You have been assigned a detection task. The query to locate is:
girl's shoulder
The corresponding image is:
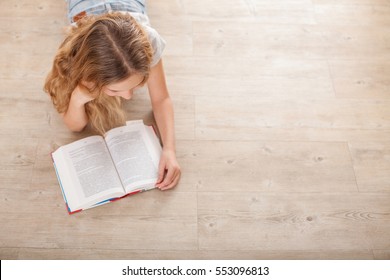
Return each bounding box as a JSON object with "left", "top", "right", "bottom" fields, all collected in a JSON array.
[{"left": 123, "top": 12, "right": 166, "bottom": 67}]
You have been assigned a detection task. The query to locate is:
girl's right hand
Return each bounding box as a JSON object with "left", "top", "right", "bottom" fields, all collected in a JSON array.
[{"left": 72, "top": 82, "right": 98, "bottom": 105}]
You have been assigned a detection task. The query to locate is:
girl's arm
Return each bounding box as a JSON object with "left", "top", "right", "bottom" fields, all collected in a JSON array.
[
  {"left": 61, "top": 84, "right": 94, "bottom": 132},
  {"left": 147, "top": 59, "right": 181, "bottom": 190}
]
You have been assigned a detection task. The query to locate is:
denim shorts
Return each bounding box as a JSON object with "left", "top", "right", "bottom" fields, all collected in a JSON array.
[{"left": 67, "top": 0, "right": 146, "bottom": 23}]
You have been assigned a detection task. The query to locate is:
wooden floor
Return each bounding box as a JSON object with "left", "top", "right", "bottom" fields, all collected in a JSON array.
[{"left": 1, "top": 0, "right": 390, "bottom": 260}]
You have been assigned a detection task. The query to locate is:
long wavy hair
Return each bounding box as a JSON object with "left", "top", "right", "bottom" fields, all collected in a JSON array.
[{"left": 44, "top": 12, "right": 153, "bottom": 135}]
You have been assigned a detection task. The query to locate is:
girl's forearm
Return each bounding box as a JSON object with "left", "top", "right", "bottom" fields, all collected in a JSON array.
[
  {"left": 152, "top": 97, "right": 176, "bottom": 152},
  {"left": 62, "top": 88, "right": 90, "bottom": 132},
  {"left": 147, "top": 60, "right": 176, "bottom": 152}
]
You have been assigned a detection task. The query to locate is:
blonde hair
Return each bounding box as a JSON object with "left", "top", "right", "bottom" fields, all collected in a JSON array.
[{"left": 44, "top": 12, "right": 153, "bottom": 135}]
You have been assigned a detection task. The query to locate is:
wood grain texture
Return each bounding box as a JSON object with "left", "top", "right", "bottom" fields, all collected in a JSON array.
[
  {"left": 329, "top": 60, "right": 390, "bottom": 100},
  {"left": 195, "top": 96, "right": 390, "bottom": 141},
  {"left": 198, "top": 192, "right": 390, "bottom": 251},
  {"left": 373, "top": 250, "right": 390, "bottom": 260},
  {"left": 178, "top": 140, "right": 357, "bottom": 192},
  {"left": 0, "top": 0, "right": 389, "bottom": 260},
  {"left": 0, "top": 248, "right": 375, "bottom": 260},
  {"left": 348, "top": 142, "right": 390, "bottom": 192}
]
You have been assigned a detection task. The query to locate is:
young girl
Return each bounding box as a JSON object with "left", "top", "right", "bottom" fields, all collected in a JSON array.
[{"left": 44, "top": 0, "right": 180, "bottom": 190}]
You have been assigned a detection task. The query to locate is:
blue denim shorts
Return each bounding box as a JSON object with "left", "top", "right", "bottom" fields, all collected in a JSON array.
[{"left": 66, "top": 0, "right": 146, "bottom": 23}]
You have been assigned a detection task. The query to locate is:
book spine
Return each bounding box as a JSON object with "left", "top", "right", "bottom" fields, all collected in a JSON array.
[
  {"left": 116, "top": 189, "right": 142, "bottom": 201},
  {"left": 67, "top": 205, "right": 82, "bottom": 215},
  {"left": 52, "top": 152, "right": 83, "bottom": 215}
]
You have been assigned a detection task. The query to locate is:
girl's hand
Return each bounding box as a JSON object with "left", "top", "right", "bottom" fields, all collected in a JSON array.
[
  {"left": 72, "top": 82, "right": 98, "bottom": 105},
  {"left": 62, "top": 82, "right": 98, "bottom": 132},
  {"left": 155, "top": 149, "right": 181, "bottom": 190}
]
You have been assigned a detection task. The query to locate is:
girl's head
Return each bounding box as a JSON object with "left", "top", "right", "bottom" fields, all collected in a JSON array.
[{"left": 44, "top": 12, "right": 153, "bottom": 134}]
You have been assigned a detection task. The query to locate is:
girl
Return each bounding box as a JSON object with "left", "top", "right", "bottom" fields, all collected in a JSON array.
[{"left": 44, "top": 0, "right": 180, "bottom": 190}]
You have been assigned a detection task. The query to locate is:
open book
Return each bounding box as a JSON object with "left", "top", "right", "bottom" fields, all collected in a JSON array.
[{"left": 52, "top": 120, "right": 162, "bottom": 214}]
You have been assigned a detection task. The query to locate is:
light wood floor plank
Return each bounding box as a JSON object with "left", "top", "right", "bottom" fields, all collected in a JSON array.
[
  {"left": 0, "top": 17, "right": 65, "bottom": 55},
  {"left": 178, "top": 140, "right": 357, "bottom": 193},
  {"left": 193, "top": 21, "right": 325, "bottom": 59},
  {"left": 193, "top": 21, "right": 390, "bottom": 60},
  {"left": 198, "top": 192, "right": 390, "bottom": 251},
  {"left": 163, "top": 56, "right": 331, "bottom": 79},
  {"left": 0, "top": 248, "right": 375, "bottom": 260},
  {"left": 0, "top": 53, "right": 54, "bottom": 79},
  {"left": 196, "top": 96, "right": 390, "bottom": 141},
  {"left": 373, "top": 250, "right": 390, "bottom": 260},
  {"left": 0, "top": 0, "right": 66, "bottom": 19},
  {"left": 0, "top": 190, "right": 198, "bottom": 250},
  {"left": 349, "top": 142, "right": 390, "bottom": 192},
  {"left": 314, "top": 3, "right": 390, "bottom": 26},
  {"left": 0, "top": 98, "right": 72, "bottom": 137},
  {"left": 313, "top": 0, "right": 390, "bottom": 5},
  {"left": 149, "top": 18, "right": 193, "bottom": 56},
  {"left": 166, "top": 76, "right": 335, "bottom": 99},
  {"left": 329, "top": 60, "right": 390, "bottom": 100}
]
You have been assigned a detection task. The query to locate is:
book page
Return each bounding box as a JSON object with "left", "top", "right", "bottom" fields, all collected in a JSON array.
[
  {"left": 105, "top": 124, "right": 161, "bottom": 192},
  {"left": 53, "top": 136, "right": 125, "bottom": 210}
]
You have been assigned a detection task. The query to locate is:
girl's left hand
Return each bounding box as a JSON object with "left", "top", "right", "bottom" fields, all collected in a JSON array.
[{"left": 155, "top": 149, "right": 181, "bottom": 190}]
